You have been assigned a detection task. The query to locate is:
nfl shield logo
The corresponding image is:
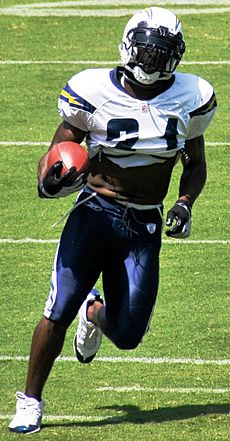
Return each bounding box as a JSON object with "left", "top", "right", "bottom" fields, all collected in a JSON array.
[
  {"left": 146, "top": 223, "right": 156, "bottom": 234},
  {"left": 141, "top": 104, "right": 149, "bottom": 113}
]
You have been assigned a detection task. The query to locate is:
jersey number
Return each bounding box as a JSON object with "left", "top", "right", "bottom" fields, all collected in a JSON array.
[
  {"left": 106, "top": 118, "right": 138, "bottom": 150},
  {"left": 106, "top": 117, "right": 178, "bottom": 150}
]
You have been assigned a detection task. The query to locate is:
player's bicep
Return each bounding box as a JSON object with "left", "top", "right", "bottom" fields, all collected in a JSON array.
[{"left": 50, "top": 121, "right": 86, "bottom": 147}]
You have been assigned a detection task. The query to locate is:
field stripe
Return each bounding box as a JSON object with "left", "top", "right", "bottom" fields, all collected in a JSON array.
[
  {"left": 0, "top": 60, "right": 229, "bottom": 66},
  {"left": 1, "top": 0, "right": 230, "bottom": 18},
  {"left": 1, "top": 355, "right": 229, "bottom": 365},
  {"left": 1, "top": 7, "right": 230, "bottom": 16},
  {"left": 0, "top": 238, "right": 59, "bottom": 244},
  {"left": 0, "top": 141, "right": 50, "bottom": 146},
  {"left": 11, "top": 1, "right": 230, "bottom": 6},
  {"left": 0, "top": 413, "right": 117, "bottom": 422},
  {"left": 0, "top": 141, "right": 229, "bottom": 147},
  {"left": 0, "top": 238, "right": 229, "bottom": 244},
  {"left": 97, "top": 386, "right": 230, "bottom": 394},
  {"left": 96, "top": 356, "right": 230, "bottom": 365},
  {"left": 0, "top": 141, "right": 229, "bottom": 148}
]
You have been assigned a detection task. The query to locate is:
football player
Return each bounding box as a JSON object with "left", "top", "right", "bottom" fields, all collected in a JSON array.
[{"left": 9, "top": 6, "right": 217, "bottom": 434}]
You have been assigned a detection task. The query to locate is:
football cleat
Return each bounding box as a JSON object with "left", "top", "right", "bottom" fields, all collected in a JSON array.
[
  {"left": 73, "top": 290, "right": 104, "bottom": 363},
  {"left": 8, "top": 391, "right": 44, "bottom": 434}
]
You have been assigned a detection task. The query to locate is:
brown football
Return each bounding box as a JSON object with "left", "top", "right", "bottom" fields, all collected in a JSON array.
[{"left": 47, "top": 141, "right": 89, "bottom": 174}]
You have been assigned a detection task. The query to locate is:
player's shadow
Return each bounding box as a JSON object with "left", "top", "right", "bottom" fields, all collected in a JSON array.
[{"left": 43, "top": 403, "right": 229, "bottom": 429}]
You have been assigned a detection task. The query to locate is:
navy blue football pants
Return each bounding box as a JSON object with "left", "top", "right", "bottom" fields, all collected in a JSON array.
[{"left": 44, "top": 187, "right": 163, "bottom": 349}]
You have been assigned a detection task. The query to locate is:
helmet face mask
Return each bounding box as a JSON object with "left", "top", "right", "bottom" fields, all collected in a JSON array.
[
  {"left": 119, "top": 7, "right": 186, "bottom": 87},
  {"left": 127, "top": 25, "right": 185, "bottom": 75}
]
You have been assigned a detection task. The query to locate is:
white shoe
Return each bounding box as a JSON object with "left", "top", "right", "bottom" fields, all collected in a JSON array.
[
  {"left": 8, "top": 392, "right": 44, "bottom": 434},
  {"left": 73, "top": 290, "right": 103, "bottom": 363}
]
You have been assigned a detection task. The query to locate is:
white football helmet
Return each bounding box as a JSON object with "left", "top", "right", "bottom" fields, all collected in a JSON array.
[{"left": 119, "top": 7, "right": 186, "bottom": 87}]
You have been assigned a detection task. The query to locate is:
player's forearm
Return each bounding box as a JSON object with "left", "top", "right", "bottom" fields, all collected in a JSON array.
[
  {"left": 37, "top": 153, "right": 49, "bottom": 183},
  {"left": 37, "top": 122, "right": 86, "bottom": 184},
  {"left": 178, "top": 160, "right": 207, "bottom": 206}
]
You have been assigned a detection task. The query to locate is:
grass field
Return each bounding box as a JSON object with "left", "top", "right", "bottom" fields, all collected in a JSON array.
[{"left": 0, "top": 1, "right": 229, "bottom": 440}]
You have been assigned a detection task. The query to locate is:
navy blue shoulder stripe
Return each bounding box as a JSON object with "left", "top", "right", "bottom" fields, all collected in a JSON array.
[
  {"left": 60, "top": 83, "right": 96, "bottom": 114},
  {"left": 189, "top": 92, "right": 217, "bottom": 118}
]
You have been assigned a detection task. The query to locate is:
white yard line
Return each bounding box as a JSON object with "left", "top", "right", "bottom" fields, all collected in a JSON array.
[
  {"left": 0, "top": 238, "right": 59, "bottom": 244},
  {"left": 12, "top": 1, "right": 230, "bottom": 6},
  {"left": 97, "top": 386, "right": 230, "bottom": 394},
  {"left": 0, "top": 60, "right": 230, "bottom": 65},
  {"left": 1, "top": 355, "right": 230, "bottom": 365},
  {"left": 1, "top": 1, "right": 230, "bottom": 17},
  {"left": 0, "top": 238, "right": 229, "bottom": 244},
  {"left": 96, "top": 356, "right": 230, "bottom": 365},
  {"left": 0, "top": 141, "right": 229, "bottom": 147},
  {"left": 0, "top": 413, "right": 117, "bottom": 422},
  {"left": 1, "top": 7, "right": 230, "bottom": 16},
  {"left": 0, "top": 141, "right": 50, "bottom": 146}
]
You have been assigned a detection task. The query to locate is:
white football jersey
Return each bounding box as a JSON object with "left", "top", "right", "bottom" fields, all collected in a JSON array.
[{"left": 58, "top": 67, "right": 217, "bottom": 168}]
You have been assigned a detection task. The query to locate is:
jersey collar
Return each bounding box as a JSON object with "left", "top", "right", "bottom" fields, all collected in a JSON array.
[{"left": 110, "top": 67, "right": 175, "bottom": 99}]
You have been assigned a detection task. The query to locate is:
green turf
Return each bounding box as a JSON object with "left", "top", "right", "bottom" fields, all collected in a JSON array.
[
  {"left": 0, "top": 2, "right": 229, "bottom": 440},
  {"left": 1, "top": 361, "right": 229, "bottom": 440}
]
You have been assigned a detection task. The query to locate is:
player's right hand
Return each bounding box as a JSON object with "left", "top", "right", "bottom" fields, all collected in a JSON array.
[{"left": 38, "top": 161, "right": 82, "bottom": 198}]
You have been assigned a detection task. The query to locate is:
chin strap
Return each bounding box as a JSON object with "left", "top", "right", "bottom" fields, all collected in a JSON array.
[{"left": 124, "top": 65, "right": 171, "bottom": 88}]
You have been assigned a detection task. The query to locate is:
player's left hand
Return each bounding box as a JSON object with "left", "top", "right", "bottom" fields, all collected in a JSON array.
[{"left": 165, "top": 200, "right": 191, "bottom": 239}]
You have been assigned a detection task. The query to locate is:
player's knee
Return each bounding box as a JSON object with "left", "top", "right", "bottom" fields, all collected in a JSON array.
[
  {"left": 115, "top": 340, "right": 140, "bottom": 350},
  {"left": 113, "top": 329, "right": 143, "bottom": 350},
  {"left": 104, "top": 308, "right": 151, "bottom": 350}
]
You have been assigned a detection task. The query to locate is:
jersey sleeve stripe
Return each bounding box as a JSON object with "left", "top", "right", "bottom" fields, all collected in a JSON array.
[
  {"left": 59, "top": 83, "right": 96, "bottom": 114},
  {"left": 189, "top": 93, "right": 217, "bottom": 118}
]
